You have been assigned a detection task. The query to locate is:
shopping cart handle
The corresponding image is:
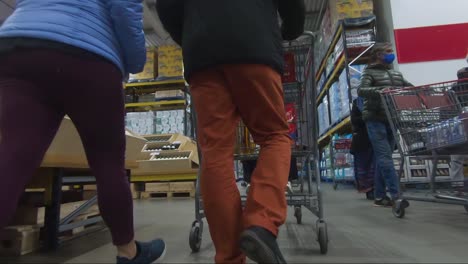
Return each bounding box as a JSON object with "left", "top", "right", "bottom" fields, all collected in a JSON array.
[{"left": 302, "top": 31, "right": 317, "bottom": 38}]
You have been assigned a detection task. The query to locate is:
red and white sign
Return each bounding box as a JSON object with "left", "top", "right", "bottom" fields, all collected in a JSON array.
[{"left": 388, "top": 0, "right": 468, "bottom": 85}]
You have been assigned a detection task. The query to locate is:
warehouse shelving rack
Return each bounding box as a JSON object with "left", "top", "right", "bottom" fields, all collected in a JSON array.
[
  {"left": 124, "top": 78, "right": 193, "bottom": 137},
  {"left": 315, "top": 16, "right": 377, "bottom": 147}
]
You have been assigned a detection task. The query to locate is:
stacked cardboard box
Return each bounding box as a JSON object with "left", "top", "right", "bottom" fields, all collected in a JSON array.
[
  {"left": 158, "top": 45, "right": 184, "bottom": 79},
  {"left": 130, "top": 49, "right": 158, "bottom": 81},
  {"left": 330, "top": 0, "right": 374, "bottom": 22}
]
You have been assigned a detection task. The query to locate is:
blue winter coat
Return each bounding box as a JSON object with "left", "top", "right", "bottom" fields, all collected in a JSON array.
[{"left": 0, "top": 0, "right": 146, "bottom": 75}]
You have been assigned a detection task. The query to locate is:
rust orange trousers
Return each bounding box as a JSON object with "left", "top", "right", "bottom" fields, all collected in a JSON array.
[{"left": 190, "top": 64, "right": 292, "bottom": 263}]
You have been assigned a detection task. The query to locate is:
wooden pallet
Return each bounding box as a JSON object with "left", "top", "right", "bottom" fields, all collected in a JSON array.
[
  {"left": 138, "top": 181, "right": 195, "bottom": 199},
  {"left": 82, "top": 184, "right": 139, "bottom": 200},
  {"left": 0, "top": 225, "right": 40, "bottom": 256},
  {"left": 60, "top": 209, "right": 103, "bottom": 238}
]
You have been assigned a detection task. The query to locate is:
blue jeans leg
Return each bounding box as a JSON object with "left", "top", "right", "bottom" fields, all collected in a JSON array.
[{"left": 366, "top": 121, "right": 400, "bottom": 200}]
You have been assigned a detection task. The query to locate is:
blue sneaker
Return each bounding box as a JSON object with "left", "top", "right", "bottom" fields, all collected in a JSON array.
[{"left": 116, "top": 240, "right": 166, "bottom": 264}]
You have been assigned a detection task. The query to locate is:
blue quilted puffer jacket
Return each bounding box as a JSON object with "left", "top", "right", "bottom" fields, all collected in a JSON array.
[{"left": 0, "top": 0, "right": 146, "bottom": 75}]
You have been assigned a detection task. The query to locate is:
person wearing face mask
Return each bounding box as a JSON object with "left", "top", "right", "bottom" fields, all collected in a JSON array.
[{"left": 358, "top": 42, "right": 413, "bottom": 207}]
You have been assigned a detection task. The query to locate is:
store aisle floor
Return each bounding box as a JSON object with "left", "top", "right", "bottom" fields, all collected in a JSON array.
[{"left": 4, "top": 184, "right": 468, "bottom": 263}]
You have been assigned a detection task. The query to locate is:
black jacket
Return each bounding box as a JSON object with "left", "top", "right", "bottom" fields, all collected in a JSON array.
[
  {"left": 156, "top": 0, "right": 305, "bottom": 80},
  {"left": 358, "top": 64, "right": 412, "bottom": 122},
  {"left": 350, "top": 99, "right": 371, "bottom": 154}
]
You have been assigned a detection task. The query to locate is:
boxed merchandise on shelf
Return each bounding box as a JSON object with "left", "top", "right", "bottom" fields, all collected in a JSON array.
[
  {"left": 138, "top": 94, "right": 156, "bottom": 103},
  {"left": 346, "top": 28, "right": 376, "bottom": 47},
  {"left": 334, "top": 36, "right": 345, "bottom": 60},
  {"left": 158, "top": 45, "right": 184, "bottom": 79},
  {"left": 126, "top": 111, "right": 156, "bottom": 135},
  {"left": 314, "top": 8, "right": 334, "bottom": 73},
  {"left": 130, "top": 49, "right": 158, "bottom": 81},
  {"left": 154, "top": 90, "right": 185, "bottom": 101},
  {"left": 330, "top": 0, "right": 374, "bottom": 21},
  {"left": 338, "top": 70, "right": 350, "bottom": 118},
  {"left": 317, "top": 72, "right": 326, "bottom": 94},
  {"left": 318, "top": 96, "right": 330, "bottom": 136},
  {"left": 155, "top": 110, "right": 185, "bottom": 135},
  {"left": 330, "top": 74, "right": 351, "bottom": 125},
  {"left": 349, "top": 64, "right": 367, "bottom": 99},
  {"left": 329, "top": 82, "right": 343, "bottom": 125}
]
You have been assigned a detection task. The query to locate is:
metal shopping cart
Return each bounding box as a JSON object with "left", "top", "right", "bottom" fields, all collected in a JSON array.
[
  {"left": 330, "top": 137, "right": 354, "bottom": 190},
  {"left": 188, "top": 32, "right": 329, "bottom": 255},
  {"left": 381, "top": 79, "right": 468, "bottom": 218}
]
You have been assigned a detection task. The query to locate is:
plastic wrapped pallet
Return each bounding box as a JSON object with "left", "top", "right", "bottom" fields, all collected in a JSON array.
[
  {"left": 329, "top": 82, "right": 342, "bottom": 125},
  {"left": 156, "top": 110, "right": 185, "bottom": 135},
  {"left": 125, "top": 111, "right": 156, "bottom": 135}
]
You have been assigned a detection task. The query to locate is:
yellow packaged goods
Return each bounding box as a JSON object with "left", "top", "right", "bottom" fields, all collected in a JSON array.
[
  {"left": 130, "top": 49, "right": 158, "bottom": 81},
  {"left": 330, "top": 0, "right": 374, "bottom": 20},
  {"left": 158, "top": 45, "right": 184, "bottom": 78}
]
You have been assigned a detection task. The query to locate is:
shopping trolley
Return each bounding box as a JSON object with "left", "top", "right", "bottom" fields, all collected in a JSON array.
[
  {"left": 188, "top": 32, "right": 329, "bottom": 255},
  {"left": 330, "top": 137, "right": 354, "bottom": 190},
  {"left": 381, "top": 79, "right": 468, "bottom": 218}
]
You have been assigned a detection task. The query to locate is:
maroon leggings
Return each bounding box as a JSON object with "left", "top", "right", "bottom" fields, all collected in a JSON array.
[{"left": 0, "top": 49, "right": 134, "bottom": 245}]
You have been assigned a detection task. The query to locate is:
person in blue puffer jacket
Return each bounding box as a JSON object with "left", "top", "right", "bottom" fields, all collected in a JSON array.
[{"left": 0, "top": 1, "right": 166, "bottom": 263}]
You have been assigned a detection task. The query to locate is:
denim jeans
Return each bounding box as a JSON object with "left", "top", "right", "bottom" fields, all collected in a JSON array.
[{"left": 366, "top": 121, "right": 400, "bottom": 200}]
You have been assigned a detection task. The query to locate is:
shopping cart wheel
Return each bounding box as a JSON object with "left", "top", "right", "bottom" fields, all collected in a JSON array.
[
  {"left": 189, "top": 221, "right": 202, "bottom": 252},
  {"left": 392, "top": 199, "right": 409, "bottom": 219},
  {"left": 294, "top": 206, "right": 302, "bottom": 224},
  {"left": 392, "top": 207, "right": 405, "bottom": 218},
  {"left": 316, "top": 221, "right": 328, "bottom": 255}
]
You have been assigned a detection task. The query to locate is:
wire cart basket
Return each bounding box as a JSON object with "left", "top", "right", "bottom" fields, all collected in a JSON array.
[
  {"left": 188, "top": 32, "right": 329, "bottom": 255},
  {"left": 381, "top": 79, "right": 468, "bottom": 218},
  {"left": 330, "top": 138, "right": 354, "bottom": 190}
]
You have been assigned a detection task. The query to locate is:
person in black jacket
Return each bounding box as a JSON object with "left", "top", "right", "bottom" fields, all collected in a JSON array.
[
  {"left": 157, "top": 1, "right": 305, "bottom": 263},
  {"left": 350, "top": 98, "right": 375, "bottom": 200}
]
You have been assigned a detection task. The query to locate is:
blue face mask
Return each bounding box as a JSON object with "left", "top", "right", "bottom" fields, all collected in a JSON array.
[{"left": 384, "top": 53, "right": 396, "bottom": 64}]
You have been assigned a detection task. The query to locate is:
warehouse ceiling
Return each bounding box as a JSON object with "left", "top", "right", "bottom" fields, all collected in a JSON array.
[
  {"left": 0, "top": 0, "right": 326, "bottom": 45},
  {"left": 0, "top": 0, "right": 15, "bottom": 25}
]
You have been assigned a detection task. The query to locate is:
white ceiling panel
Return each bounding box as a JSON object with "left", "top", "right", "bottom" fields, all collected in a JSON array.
[{"left": 0, "top": 0, "right": 15, "bottom": 24}]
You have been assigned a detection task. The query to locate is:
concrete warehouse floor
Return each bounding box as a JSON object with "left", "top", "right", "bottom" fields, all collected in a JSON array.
[{"left": 3, "top": 184, "right": 468, "bottom": 263}]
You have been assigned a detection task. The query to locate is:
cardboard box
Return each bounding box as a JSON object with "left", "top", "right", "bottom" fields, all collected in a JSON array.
[
  {"left": 0, "top": 226, "right": 40, "bottom": 256},
  {"left": 330, "top": 0, "right": 374, "bottom": 22},
  {"left": 158, "top": 45, "right": 184, "bottom": 78},
  {"left": 130, "top": 49, "right": 158, "bottom": 81},
  {"left": 43, "top": 117, "right": 147, "bottom": 169}
]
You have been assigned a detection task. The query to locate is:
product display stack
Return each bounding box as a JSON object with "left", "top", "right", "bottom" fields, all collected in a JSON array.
[
  {"left": 125, "top": 44, "right": 188, "bottom": 138},
  {"left": 313, "top": 0, "right": 377, "bottom": 191},
  {"left": 122, "top": 45, "right": 199, "bottom": 196},
  {"left": 330, "top": 134, "right": 354, "bottom": 189}
]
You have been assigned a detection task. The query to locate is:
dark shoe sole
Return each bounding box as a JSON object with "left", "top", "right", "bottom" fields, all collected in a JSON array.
[{"left": 240, "top": 230, "right": 281, "bottom": 264}]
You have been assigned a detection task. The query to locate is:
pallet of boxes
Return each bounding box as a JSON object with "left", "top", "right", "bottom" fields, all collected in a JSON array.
[
  {"left": 132, "top": 134, "right": 199, "bottom": 200},
  {"left": 0, "top": 117, "right": 146, "bottom": 256},
  {"left": 129, "top": 44, "right": 184, "bottom": 82}
]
